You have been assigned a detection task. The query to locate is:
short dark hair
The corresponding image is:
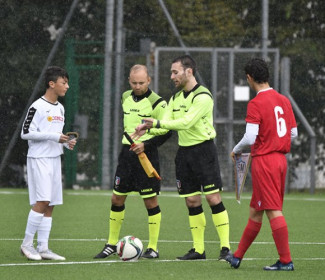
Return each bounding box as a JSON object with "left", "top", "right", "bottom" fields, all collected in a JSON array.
[
  {"left": 244, "top": 58, "right": 269, "bottom": 83},
  {"left": 172, "top": 55, "right": 197, "bottom": 75},
  {"left": 44, "top": 66, "right": 69, "bottom": 88}
]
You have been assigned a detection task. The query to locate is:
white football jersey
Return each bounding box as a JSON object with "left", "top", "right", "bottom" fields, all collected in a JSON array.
[{"left": 21, "top": 97, "right": 65, "bottom": 158}]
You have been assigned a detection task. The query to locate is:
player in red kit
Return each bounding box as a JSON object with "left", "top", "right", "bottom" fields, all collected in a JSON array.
[{"left": 229, "top": 58, "right": 297, "bottom": 271}]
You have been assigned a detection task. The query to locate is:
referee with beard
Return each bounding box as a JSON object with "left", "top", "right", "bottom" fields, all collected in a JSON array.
[{"left": 132, "top": 55, "right": 232, "bottom": 261}]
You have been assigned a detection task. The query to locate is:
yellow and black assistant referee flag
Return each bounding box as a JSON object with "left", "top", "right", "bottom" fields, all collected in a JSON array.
[{"left": 123, "top": 132, "right": 161, "bottom": 180}]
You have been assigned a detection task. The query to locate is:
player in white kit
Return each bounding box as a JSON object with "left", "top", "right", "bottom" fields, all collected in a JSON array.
[{"left": 20, "top": 66, "right": 77, "bottom": 260}]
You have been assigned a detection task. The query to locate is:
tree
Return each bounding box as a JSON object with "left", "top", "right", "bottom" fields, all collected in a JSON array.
[
  {"left": 0, "top": 0, "right": 107, "bottom": 186},
  {"left": 261, "top": 1, "right": 324, "bottom": 176},
  {"left": 1, "top": 0, "right": 324, "bottom": 187}
]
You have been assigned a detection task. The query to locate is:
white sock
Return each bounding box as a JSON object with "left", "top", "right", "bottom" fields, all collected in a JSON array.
[
  {"left": 22, "top": 210, "right": 44, "bottom": 246},
  {"left": 37, "top": 217, "right": 52, "bottom": 252}
]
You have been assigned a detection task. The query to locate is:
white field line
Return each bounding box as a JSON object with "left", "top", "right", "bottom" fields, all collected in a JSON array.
[
  {"left": 1, "top": 237, "right": 324, "bottom": 267},
  {"left": 0, "top": 257, "right": 325, "bottom": 267},
  {"left": 1, "top": 238, "right": 325, "bottom": 245},
  {"left": 1, "top": 190, "right": 325, "bottom": 202}
]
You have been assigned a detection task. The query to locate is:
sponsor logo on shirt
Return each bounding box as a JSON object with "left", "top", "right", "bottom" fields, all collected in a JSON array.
[{"left": 47, "top": 116, "right": 64, "bottom": 122}]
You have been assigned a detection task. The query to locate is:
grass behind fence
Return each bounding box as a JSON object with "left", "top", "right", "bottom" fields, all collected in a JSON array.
[{"left": 0, "top": 188, "right": 324, "bottom": 280}]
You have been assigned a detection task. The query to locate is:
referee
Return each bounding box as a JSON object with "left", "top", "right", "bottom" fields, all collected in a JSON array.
[
  {"left": 133, "top": 55, "right": 232, "bottom": 261},
  {"left": 94, "top": 64, "right": 171, "bottom": 259}
]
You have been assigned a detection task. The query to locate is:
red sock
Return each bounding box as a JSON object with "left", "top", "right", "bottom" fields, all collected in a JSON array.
[
  {"left": 270, "top": 216, "right": 292, "bottom": 264},
  {"left": 234, "top": 219, "right": 262, "bottom": 259}
]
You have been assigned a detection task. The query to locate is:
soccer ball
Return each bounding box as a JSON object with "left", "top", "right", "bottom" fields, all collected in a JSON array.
[{"left": 117, "top": 235, "right": 143, "bottom": 261}]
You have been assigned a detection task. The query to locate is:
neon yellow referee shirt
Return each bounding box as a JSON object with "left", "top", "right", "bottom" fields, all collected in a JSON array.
[
  {"left": 153, "top": 84, "right": 216, "bottom": 147},
  {"left": 122, "top": 89, "right": 169, "bottom": 145}
]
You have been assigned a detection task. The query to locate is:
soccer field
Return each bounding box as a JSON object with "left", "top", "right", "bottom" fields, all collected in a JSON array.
[{"left": 0, "top": 188, "right": 324, "bottom": 280}]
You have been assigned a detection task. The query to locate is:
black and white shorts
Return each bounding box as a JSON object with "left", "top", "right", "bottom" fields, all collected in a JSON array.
[
  {"left": 113, "top": 145, "right": 160, "bottom": 198},
  {"left": 175, "top": 140, "right": 223, "bottom": 197}
]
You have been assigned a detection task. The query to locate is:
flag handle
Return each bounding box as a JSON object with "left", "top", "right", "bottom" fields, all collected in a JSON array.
[{"left": 123, "top": 132, "right": 135, "bottom": 147}]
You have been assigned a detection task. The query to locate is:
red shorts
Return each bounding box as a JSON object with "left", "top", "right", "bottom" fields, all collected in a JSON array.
[{"left": 250, "top": 153, "right": 287, "bottom": 211}]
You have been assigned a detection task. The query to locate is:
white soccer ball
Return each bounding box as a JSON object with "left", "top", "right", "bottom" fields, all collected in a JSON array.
[{"left": 117, "top": 235, "right": 143, "bottom": 261}]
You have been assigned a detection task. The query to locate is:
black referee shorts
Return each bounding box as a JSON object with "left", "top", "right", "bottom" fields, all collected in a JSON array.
[
  {"left": 175, "top": 140, "right": 223, "bottom": 197},
  {"left": 113, "top": 145, "right": 160, "bottom": 198}
]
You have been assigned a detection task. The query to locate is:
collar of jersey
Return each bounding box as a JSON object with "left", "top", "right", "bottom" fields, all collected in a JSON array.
[
  {"left": 41, "top": 96, "right": 58, "bottom": 105},
  {"left": 257, "top": 87, "right": 273, "bottom": 95},
  {"left": 183, "top": 84, "right": 200, "bottom": 98},
  {"left": 132, "top": 89, "right": 152, "bottom": 102}
]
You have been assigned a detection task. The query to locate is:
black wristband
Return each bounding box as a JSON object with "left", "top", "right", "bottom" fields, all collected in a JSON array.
[{"left": 156, "top": 120, "right": 161, "bottom": 128}]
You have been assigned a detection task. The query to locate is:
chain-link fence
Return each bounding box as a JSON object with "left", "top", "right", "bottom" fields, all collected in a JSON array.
[
  {"left": 153, "top": 47, "right": 280, "bottom": 191},
  {"left": 64, "top": 42, "right": 318, "bottom": 192}
]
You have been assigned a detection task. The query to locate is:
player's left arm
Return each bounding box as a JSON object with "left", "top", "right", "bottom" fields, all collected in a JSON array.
[{"left": 232, "top": 100, "right": 260, "bottom": 156}]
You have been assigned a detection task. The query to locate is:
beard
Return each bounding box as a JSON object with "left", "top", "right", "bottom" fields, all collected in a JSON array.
[{"left": 174, "top": 76, "right": 187, "bottom": 90}]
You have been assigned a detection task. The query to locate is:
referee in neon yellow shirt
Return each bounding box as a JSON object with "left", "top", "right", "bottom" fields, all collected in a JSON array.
[
  {"left": 133, "top": 55, "right": 232, "bottom": 261},
  {"left": 94, "top": 65, "right": 171, "bottom": 259}
]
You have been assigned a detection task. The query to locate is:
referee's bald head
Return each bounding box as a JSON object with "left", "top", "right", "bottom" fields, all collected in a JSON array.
[{"left": 129, "top": 64, "right": 149, "bottom": 77}]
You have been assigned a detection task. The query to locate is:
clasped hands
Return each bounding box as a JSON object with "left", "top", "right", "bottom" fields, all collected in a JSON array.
[{"left": 59, "top": 133, "right": 77, "bottom": 150}]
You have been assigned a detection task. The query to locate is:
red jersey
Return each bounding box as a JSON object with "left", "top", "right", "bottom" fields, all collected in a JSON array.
[{"left": 246, "top": 88, "right": 297, "bottom": 157}]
